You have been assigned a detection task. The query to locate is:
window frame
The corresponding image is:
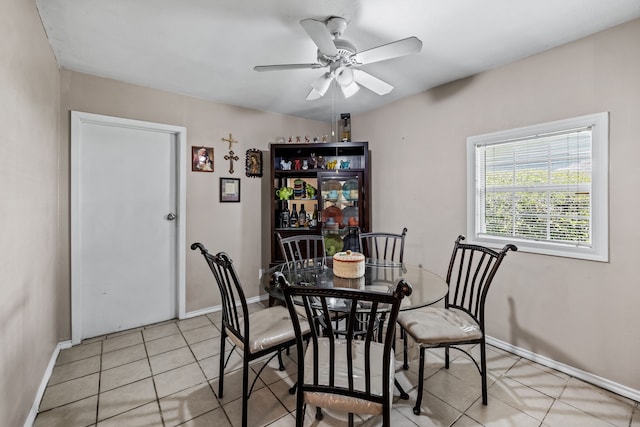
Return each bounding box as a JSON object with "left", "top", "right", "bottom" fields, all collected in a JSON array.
[{"left": 466, "top": 112, "right": 609, "bottom": 262}]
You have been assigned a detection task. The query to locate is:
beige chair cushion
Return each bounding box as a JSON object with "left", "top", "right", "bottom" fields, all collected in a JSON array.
[
  {"left": 228, "top": 305, "right": 309, "bottom": 354},
  {"left": 397, "top": 307, "right": 482, "bottom": 344},
  {"left": 303, "top": 338, "right": 394, "bottom": 415}
]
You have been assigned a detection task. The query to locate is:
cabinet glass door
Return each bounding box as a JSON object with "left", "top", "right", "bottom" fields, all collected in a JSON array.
[{"left": 317, "top": 171, "right": 364, "bottom": 255}]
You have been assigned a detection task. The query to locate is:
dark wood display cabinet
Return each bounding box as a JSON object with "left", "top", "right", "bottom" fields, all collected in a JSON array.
[{"left": 269, "top": 141, "right": 371, "bottom": 264}]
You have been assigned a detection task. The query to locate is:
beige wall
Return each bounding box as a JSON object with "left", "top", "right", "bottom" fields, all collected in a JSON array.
[
  {"left": 355, "top": 19, "right": 640, "bottom": 391},
  {"left": 58, "top": 70, "right": 330, "bottom": 338},
  {"left": 0, "top": 0, "right": 61, "bottom": 425}
]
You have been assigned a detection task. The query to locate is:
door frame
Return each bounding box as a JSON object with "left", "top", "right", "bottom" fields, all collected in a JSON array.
[{"left": 70, "top": 111, "right": 187, "bottom": 344}]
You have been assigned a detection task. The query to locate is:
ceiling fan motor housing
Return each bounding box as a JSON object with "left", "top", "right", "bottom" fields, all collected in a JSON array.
[{"left": 318, "top": 39, "right": 357, "bottom": 66}]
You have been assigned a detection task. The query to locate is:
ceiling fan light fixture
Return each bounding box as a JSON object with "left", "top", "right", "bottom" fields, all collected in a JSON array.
[
  {"left": 340, "top": 81, "right": 359, "bottom": 98},
  {"left": 335, "top": 66, "right": 354, "bottom": 87},
  {"left": 310, "top": 72, "right": 332, "bottom": 96}
]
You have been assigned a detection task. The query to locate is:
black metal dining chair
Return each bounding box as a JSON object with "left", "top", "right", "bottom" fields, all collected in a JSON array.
[
  {"left": 276, "top": 232, "right": 327, "bottom": 266},
  {"left": 276, "top": 273, "right": 412, "bottom": 427},
  {"left": 191, "top": 243, "right": 310, "bottom": 427},
  {"left": 356, "top": 227, "right": 408, "bottom": 346},
  {"left": 359, "top": 227, "right": 407, "bottom": 263},
  {"left": 396, "top": 235, "right": 517, "bottom": 414}
]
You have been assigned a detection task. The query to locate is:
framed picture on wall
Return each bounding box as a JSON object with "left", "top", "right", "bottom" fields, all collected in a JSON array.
[
  {"left": 192, "top": 146, "right": 214, "bottom": 172},
  {"left": 220, "top": 177, "right": 240, "bottom": 202},
  {"left": 245, "top": 149, "right": 263, "bottom": 178}
]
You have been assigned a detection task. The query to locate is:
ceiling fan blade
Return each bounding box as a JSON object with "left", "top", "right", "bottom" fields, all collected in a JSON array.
[
  {"left": 300, "top": 18, "right": 338, "bottom": 57},
  {"left": 306, "top": 88, "right": 324, "bottom": 101},
  {"left": 254, "top": 63, "right": 323, "bottom": 72},
  {"left": 353, "top": 69, "right": 393, "bottom": 95},
  {"left": 356, "top": 36, "right": 422, "bottom": 65}
]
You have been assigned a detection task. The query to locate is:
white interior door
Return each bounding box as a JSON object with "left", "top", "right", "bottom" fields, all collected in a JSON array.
[{"left": 71, "top": 112, "right": 186, "bottom": 342}]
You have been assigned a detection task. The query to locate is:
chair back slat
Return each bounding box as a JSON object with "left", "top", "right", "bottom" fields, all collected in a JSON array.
[
  {"left": 359, "top": 228, "right": 407, "bottom": 263},
  {"left": 446, "top": 235, "right": 517, "bottom": 323}
]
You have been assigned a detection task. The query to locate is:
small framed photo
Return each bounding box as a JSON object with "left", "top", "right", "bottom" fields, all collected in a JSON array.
[
  {"left": 220, "top": 177, "right": 240, "bottom": 202},
  {"left": 245, "top": 149, "right": 263, "bottom": 178},
  {"left": 192, "top": 146, "right": 214, "bottom": 172}
]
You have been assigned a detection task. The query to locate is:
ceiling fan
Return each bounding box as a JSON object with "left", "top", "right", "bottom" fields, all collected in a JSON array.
[{"left": 254, "top": 16, "right": 422, "bottom": 100}]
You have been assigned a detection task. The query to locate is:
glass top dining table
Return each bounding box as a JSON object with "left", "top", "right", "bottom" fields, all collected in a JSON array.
[{"left": 262, "top": 258, "right": 448, "bottom": 311}]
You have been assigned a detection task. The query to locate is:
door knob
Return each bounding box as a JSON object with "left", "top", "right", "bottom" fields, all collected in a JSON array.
[{"left": 167, "top": 213, "right": 176, "bottom": 221}]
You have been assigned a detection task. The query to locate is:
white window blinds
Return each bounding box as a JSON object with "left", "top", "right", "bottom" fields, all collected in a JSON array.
[
  {"left": 477, "top": 128, "right": 592, "bottom": 245},
  {"left": 467, "top": 112, "right": 608, "bottom": 261}
]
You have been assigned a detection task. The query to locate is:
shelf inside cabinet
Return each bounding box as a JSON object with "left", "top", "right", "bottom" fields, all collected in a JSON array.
[
  {"left": 273, "top": 170, "right": 317, "bottom": 177},
  {"left": 272, "top": 142, "right": 367, "bottom": 172},
  {"left": 275, "top": 227, "right": 320, "bottom": 232}
]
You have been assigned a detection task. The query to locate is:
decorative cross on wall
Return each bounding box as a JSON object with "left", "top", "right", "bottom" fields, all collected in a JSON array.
[
  {"left": 221, "top": 133, "right": 238, "bottom": 151},
  {"left": 221, "top": 133, "right": 239, "bottom": 174}
]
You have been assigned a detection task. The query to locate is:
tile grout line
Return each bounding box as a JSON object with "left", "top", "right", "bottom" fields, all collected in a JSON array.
[
  {"left": 35, "top": 349, "right": 104, "bottom": 419},
  {"left": 93, "top": 331, "right": 162, "bottom": 426},
  {"left": 207, "top": 318, "right": 242, "bottom": 426},
  {"left": 176, "top": 316, "right": 229, "bottom": 426},
  {"left": 94, "top": 339, "right": 103, "bottom": 426},
  {"left": 92, "top": 327, "right": 169, "bottom": 425},
  {"left": 143, "top": 322, "right": 168, "bottom": 427},
  {"left": 200, "top": 314, "right": 248, "bottom": 426}
]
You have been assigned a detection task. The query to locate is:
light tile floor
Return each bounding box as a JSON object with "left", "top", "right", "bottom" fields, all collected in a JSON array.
[{"left": 34, "top": 303, "right": 640, "bottom": 426}]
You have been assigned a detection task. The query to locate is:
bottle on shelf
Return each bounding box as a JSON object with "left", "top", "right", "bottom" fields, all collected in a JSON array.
[
  {"left": 310, "top": 204, "right": 318, "bottom": 228},
  {"left": 341, "top": 113, "right": 351, "bottom": 142},
  {"left": 299, "top": 204, "right": 306, "bottom": 228},
  {"left": 281, "top": 204, "right": 290, "bottom": 228},
  {"left": 290, "top": 204, "right": 298, "bottom": 228}
]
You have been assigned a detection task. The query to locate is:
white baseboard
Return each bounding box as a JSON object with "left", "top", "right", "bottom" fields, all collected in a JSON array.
[
  {"left": 24, "top": 340, "right": 73, "bottom": 427},
  {"left": 487, "top": 335, "right": 640, "bottom": 402},
  {"left": 183, "top": 294, "right": 269, "bottom": 319}
]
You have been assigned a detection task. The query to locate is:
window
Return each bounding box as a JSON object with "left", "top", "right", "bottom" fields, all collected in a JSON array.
[{"left": 467, "top": 113, "right": 608, "bottom": 261}]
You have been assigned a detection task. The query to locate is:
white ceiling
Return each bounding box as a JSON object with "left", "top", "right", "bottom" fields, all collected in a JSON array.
[{"left": 36, "top": 0, "right": 640, "bottom": 123}]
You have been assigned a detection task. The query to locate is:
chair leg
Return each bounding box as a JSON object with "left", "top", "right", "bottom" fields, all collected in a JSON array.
[
  {"left": 277, "top": 349, "right": 285, "bottom": 371},
  {"left": 480, "top": 340, "right": 488, "bottom": 405},
  {"left": 402, "top": 327, "right": 409, "bottom": 370},
  {"left": 242, "top": 358, "right": 249, "bottom": 427},
  {"left": 413, "top": 346, "right": 426, "bottom": 415},
  {"left": 444, "top": 345, "right": 450, "bottom": 369},
  {"left": 383, "top": 403, "right": 391, "bottom": 427},
  {"left": 394, "top": 379, "right": 409, "bottom": 400},
  {"left": 218, "top": 331, "right": 226, "bottom": 398},
  {"left": 288, "top": 382, "right": 297, "bottom": 395},
  {"left": 315, "top": 407, "right": 323, "bottom": 420},
  {"left": 296, "top": 405, "right": 304, "bottom": 427},
  {"left": 348, "top": 413, "right": 354, "bottom": 427},
  {"left": 296, "top": 398, "right": 306, "bottom": 427}
]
